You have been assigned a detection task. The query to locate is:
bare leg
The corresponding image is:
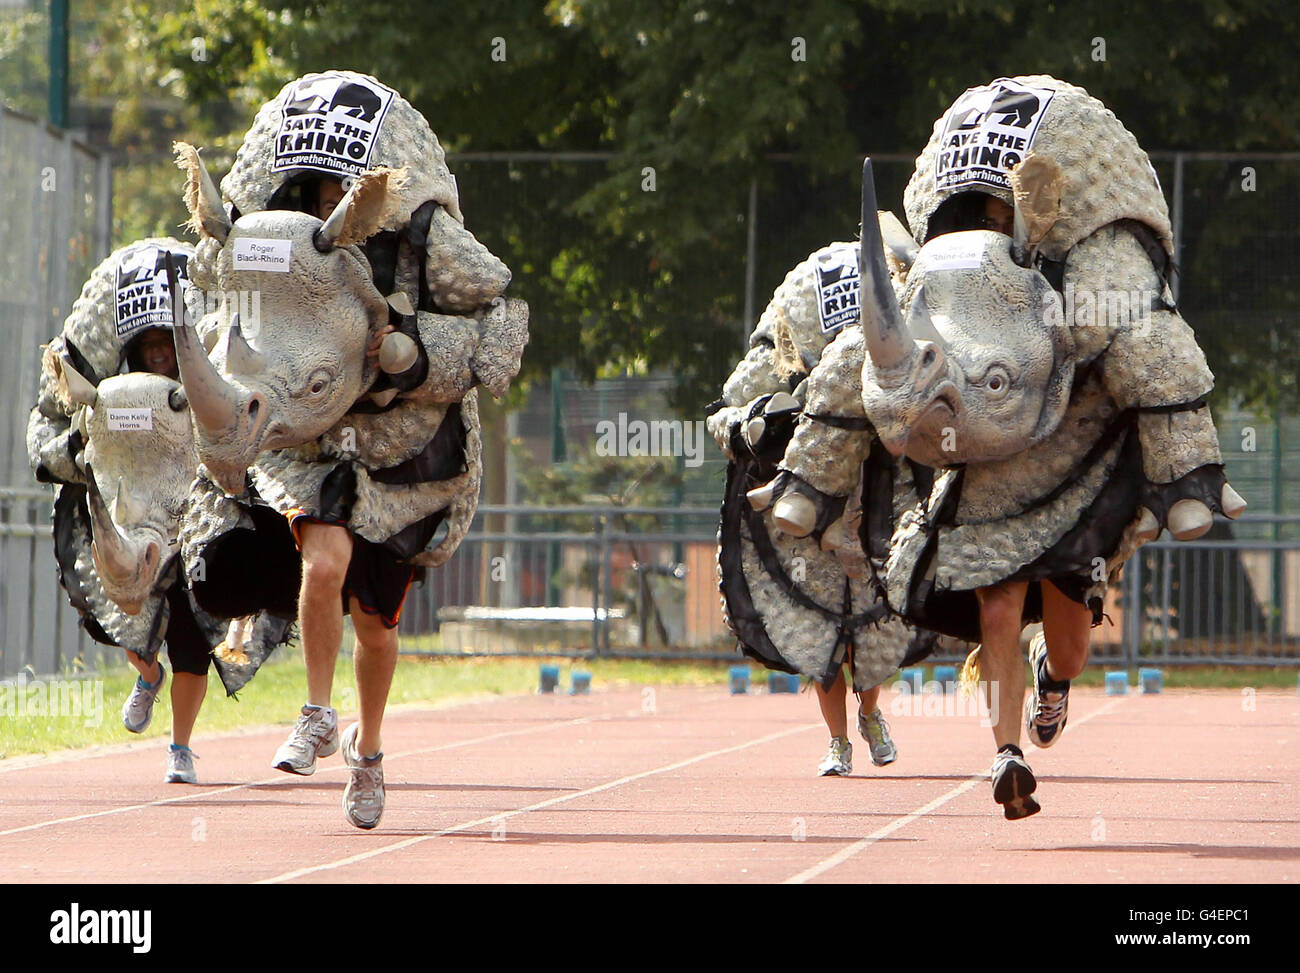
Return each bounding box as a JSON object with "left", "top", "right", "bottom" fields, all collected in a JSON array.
[
  {"left": 351, "top": 597, "right": 398, "bottom": 758},
  {"left": 297, "top": 522, "right": 352, "bottom": 707},
  {"left": 1041, "top": 581, "right": 1093, "bottom": 680},
  {"left": 975, "top": 581, "right": 1030, "bottom": 748},
  {"left": 124, "top": 649, "right": 161, "bottom": 684},
  {"left": 170, "top": 672, "right": 208, "bottom": 748},
  {"left": 857, "top": 683, "right": 881, "bottom": 717},
  {"left": 814, "top": 668, "right": 849, "bottom": 739}
]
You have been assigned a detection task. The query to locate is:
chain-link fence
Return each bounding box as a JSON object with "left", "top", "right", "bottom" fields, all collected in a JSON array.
[{"left": 0, "top": 108, "right": 111, "bottom": 678}]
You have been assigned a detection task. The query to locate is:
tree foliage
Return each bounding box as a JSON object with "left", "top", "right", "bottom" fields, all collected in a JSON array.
[{"left": 7, "top": 0, "right": 1295, "bottom": 411}]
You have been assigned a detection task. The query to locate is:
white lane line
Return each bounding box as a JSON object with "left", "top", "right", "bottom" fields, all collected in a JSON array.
[
  {"left": 0, "top": 716, "right": 598, "bottom": 839},
  {"left": 784, "top": 695, "right": 1128, "bottom": 884},
  {"left": 259, "top": 722, "right": 818, "bottom": 883}
]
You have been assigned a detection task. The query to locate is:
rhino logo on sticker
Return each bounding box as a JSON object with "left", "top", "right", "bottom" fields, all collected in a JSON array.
[
  {"left": 115, "top": 246, "right": 189, "bottom": 338},
  {"left": 816, "top": 244, "right": 860, "bottom": 335},
  {"left": 935, "top": 79, "right": 1055, "bottom": 193},
  {"left": 273, "top": 74, "right": 396, "bottom": 177}
]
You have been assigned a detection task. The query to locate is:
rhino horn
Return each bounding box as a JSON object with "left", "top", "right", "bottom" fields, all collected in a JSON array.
[
  {"left": 113, "top": 477, "right": 149, "bottom": 526},
  {"left": 86, "top": 466, "right": 144, "bottom": 586},
  {"left": 59, "top": 353, "right": 99, "bottom": 408},
  {"left": 858, "top": 159, "right": 914, "bottom": 373},
  {"left": 226, "top": 314, "right": 265, "bottom": 375},
  {"left": 174, "top": 141, "right": 231, "bottom": 243},
  {"left": 167, "top": 253, "right": 242, "bottom": 434}
]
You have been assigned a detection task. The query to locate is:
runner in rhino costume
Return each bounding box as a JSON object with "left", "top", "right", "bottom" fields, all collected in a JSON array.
[
  {"left": 749, "top": 77, "right": 1247, "bottom": 818},
  {"left": 26, "top": 239, "right": 297, "bottom": 783},
  {"left": 709, "top": 232, "right": 945, "bottom": 776},
  {"left": 172, "top": 71, "right": 528, "bottom": 828}
]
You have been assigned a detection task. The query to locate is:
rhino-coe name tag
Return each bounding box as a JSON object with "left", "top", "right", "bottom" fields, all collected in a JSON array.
[
  {"left": 106, "top": 408, "right": 153, "bottom": 431},
  {"left": 232, "top": 237, "right": 292, "bottom": 273},
  {"left": 922, "top": 234, "right": 988, "bottom": 273}
]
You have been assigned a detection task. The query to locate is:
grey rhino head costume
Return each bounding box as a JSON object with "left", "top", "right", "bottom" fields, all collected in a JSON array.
[
  {"left": 173, "top": 71, "right": 527, "bottom": 571},
  {"left": 57, "top": 366, "right": 195, "bottom": 616},
  {"left": 754, "top": 76, "right": 1245, "bottom": 642}
]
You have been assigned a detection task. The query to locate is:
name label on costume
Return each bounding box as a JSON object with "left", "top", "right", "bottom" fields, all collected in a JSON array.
[
  {"left": 232, "top": 237, "right": 292, "bottom": 273},
  {"left": 935, "top": 78, "right": 1055, "bottom": 192},
  {"left": 921, "top": 234, "right": 988, "bottom": 272},
  {"left": 106, "top": 408, "right": 153, "bottom": 431},
  {"left": 815, "top": 244, "right": 861, "bottom": 335}
]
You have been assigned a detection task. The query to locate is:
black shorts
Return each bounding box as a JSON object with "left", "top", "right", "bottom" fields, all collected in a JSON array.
[{"left": 164, "top": 582, "right": 212, "bottom": 676}]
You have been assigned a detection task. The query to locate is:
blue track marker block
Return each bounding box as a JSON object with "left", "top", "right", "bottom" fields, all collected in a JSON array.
[
  {"left": 1139, "top": 667, "right": 1163, "bottom": 694},
  {"left": 729, "top": 665, "right": 751, "bottom": 695},
  {"left": 768, "top": 672, "right": 799, "bottom": 694},
  {"left": 539, "top": 664, "right": 560, "bottom": 694},
  {"left": 570, "top": 671, "right": 591, "bottom": 695},
  {"left": 1105, "top": 671, "right": 1129, "bottom": 696},
  {"left": 932, "top": 665, "right": 958, "bottom": 692},
  {"left": 898, "top": 667, "right": 924, "bottom": 694}
]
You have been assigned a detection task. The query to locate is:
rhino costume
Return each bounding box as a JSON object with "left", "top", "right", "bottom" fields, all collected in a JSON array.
[
  {"left": 753, "top": 76, "right": 1246, "bottom": 644},
  {"left": 173, "top": 71, "right": 527, "bottom": 620},
  {"left": 708, "top": 239, "right": 940, "bottom": 691},
  {"left": 26, "top": 240, "right": 295, "bottom": 695}
]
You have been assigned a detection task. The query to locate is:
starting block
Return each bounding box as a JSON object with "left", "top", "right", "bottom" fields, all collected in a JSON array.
[
  {"left": 570, "top": 670, "right": 591, "bottom": 695},
  {"left": 1139, "top": 667, "right": 1163, "bottom": 694},
  {"left": 538, "top": 664, "right": 560, "bottom": 694},
  {"left": 729, "top": 665, "right": 751, "bottom": 695},
  {"left": 898, "top": 667, "right": 924, "bottom": 694},
  {"left": 932, "top": 665, "right": 957, "bottom": 692},
  {"left": 768, "top": 672, "right": 800, "bottom": 694},
  {"left": 1105, "top": 671, "right": 1129, "bottom": 695}
]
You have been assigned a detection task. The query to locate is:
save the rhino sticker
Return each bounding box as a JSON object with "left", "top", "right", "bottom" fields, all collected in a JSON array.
[
  {"left": 114, "top": 245, "right": 189, "bottom": 339},
  {"left": 106, "top": 408, "right": 153, "bottom": 431},
  {"left": 935, "top": 79, "right": 1056, "bottom": 193},
  {"left": 273, "top": 74, "right": 396, "bottom": 177},
  {"left": 816, "top": 244, "right": 860, "bottom": 334},
  {"left": 232, "top": 237, "right": 292, "bottom": 273}
]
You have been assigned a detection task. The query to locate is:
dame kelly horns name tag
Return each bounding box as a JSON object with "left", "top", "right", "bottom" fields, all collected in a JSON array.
[
  {"left": 232, "top": 237, "right": 292, "bottom": 273},
  {"left": 106, "top": 408, "right": 153, "bottom": 431}
]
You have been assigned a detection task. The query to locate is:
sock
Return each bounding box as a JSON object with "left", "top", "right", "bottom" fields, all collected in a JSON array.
[
  {"left": 998, "top": 743, "right": 1024, "bottom": 757},
  {"left": 169, "top": 743, "right": 190, "bottom": 753}
]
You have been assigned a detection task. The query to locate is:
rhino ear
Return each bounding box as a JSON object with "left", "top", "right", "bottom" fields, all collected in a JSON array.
[
  {"left": 1010, "top": 152, "right": 1063, "bottom": 263},
  {"left": 57, "top": 353, "right": 99, "bottom": 409},
  {"left": 175, "top": 141, "right": 231, "bottom": 243},
  {"left": 313, "top": 167, "right": 405, "bottom": 251}
]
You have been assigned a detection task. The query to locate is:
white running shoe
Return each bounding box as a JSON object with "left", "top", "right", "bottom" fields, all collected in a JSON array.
[
  {"left": 858, "top": 707, "right": 899, "bottom": 766},
  {"left": 122, "top": 664, "right": 166, "bottom": 734},
  {"left": 341, "top": 723, "right": 385, "bottom": 830},
  {"left": 165, "top": 744, "right": 198, "bottom": 784},
  {"left": 271, "top": 705, "right": 339, "bottom": 775},
  {"left": 991, "top": 744, "right": 1041, "bottom": 820},
  {"left": 1025, "top": 631, "right": 1070, "bottom": 748},
  {"left": 817, "top": 736, "right": 853, "bottom": 776}
]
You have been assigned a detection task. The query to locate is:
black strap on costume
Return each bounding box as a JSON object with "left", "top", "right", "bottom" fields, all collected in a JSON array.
[
  {"left": 804, "top": 414, "right": 873, "bottom": 430},
  {"left": 1136, "top": 397, "right": 1207, "bottom": 415}
]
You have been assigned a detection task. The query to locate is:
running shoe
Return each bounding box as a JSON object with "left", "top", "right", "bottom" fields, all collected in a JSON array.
[
  {"left": 991, "top": 743, "right": 1040, "bottom": 820},
  {"left": 271, "top": 705, "right": 339, "bottom": 775},
  {"left": 1025, "top": 631, "right": 1070, "bottom": 748},
  {"left": 817, "top": 736, "right": 853, "bottom": 776},
  {"left": 857, "top": 707, "right": 899, "bottom": 766},
  {"left": 165, "top": 744, "right": 198, "bottom": 784},
  {"left": 341, "top": 723, "right": 385, "bottom": 830},
  {"left": 121, "top": 664, "right": 166, "bottom": 734}
]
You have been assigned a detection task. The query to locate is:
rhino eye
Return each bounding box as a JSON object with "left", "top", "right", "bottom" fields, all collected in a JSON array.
[
  {"left": 985, "top": 367, "right": 1011, "bottom": 397},
  {"left": 305, "top": 368, "right": 333, "bottom": 397}
]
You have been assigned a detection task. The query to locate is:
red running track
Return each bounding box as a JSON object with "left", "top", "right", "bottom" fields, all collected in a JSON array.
[{"left": 0, "top": 686, "right": 1296, "bottom": 883}]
